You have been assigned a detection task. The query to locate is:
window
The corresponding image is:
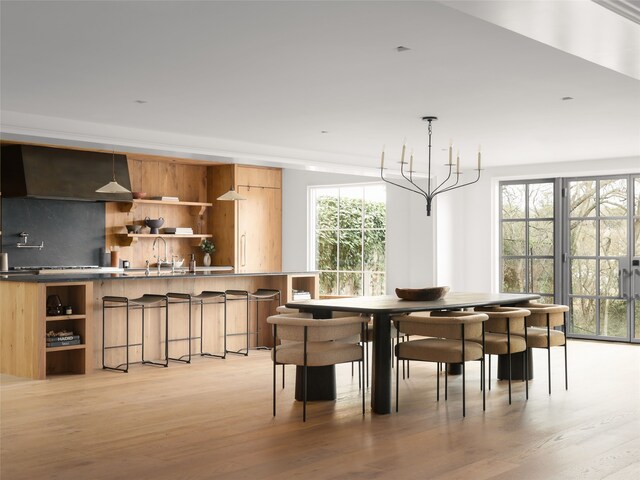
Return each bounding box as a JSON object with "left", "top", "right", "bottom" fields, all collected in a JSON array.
[
  {"left": 310, "top": 184, "right": 386, "bottom": 296},
  {"left": 500, "top": 180, "right": 556, "bottom": 303}
]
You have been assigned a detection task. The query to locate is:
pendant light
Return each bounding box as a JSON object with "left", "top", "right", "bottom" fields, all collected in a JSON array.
[
  {"left": 217, "top": 186, "right": 246, "bottom": 201},
  {"left": 96, "top": 150, "right": 130, "bottom": 194}
]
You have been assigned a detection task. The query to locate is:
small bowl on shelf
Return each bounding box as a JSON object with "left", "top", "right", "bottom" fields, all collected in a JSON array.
[
  {"left": 132, "top": 191, "right": 146, "bottom": 199},
  {"left": 144, "top": 217, "right": 164, "bottom": 234},
  {"left": 125, "top": 224, "right": 142, "bottom": 234},
  {"left": 395, "top": 286, "right": 450, "bottom": 301}
]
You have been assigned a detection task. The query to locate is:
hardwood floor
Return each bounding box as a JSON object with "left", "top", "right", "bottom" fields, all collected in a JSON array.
[{"left": 1, "top": 340, "right": 639, "bottom": 479}]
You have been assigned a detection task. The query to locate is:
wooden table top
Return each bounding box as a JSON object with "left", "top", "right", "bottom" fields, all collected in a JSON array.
[{"left": 286, "top": 292, "right": 540, "bottom": 315}]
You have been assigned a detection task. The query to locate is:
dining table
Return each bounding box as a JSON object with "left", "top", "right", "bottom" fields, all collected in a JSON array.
[{"left": 286, "top": 291, "right": 540, "bottom": 415}]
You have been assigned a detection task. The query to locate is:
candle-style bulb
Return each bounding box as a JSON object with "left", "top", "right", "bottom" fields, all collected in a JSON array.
[{"left": 380, "top": 147, "right": 385, "bottom": 170}]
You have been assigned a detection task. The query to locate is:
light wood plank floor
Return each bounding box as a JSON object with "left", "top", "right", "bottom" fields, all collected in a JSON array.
[{"left": 1, "top": 340, "right": 639, "bottom": 479}]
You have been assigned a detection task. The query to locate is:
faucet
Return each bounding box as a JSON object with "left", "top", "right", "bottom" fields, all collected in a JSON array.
[{"left": 152, "top": 237, "right": 168, "bottom": 268}]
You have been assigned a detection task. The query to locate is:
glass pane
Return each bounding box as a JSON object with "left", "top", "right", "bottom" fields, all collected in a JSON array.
[
  {"left": 502, "top": 258, "right": 525, "bottom": 293},
  {"left": 531, "top": 258, "right": 554, "bottom": 294},
  {"left": 635, "top": 177, "right": 640, "bottom": 216},
  {"left": 339, "top": 272, "right": 362, "bottom": 296},
  {"left": 364, "top": 230, "right": 385, "bottom": 271},
  {"left": 315, "top": 189, "right": 338, "bottom": 229},
  {"left": 502, "top": 221, "right": 526, "bottom": 256},
  {"left": 599, "top": 259, "right": 620, "bottom": 297},
  {"left": 529, "top": 220, "right": 553, "bottom": 256},
  {"left": 537, "top": 295, "right": 555, "bottom": 304},
  {"left": 501, "top": 184, "right": 525, "bottom": 219},
  {"left": 339, "top": 187, "right": 363, "bottom": 229},
  {"left": 364, "top": 185, "right": 386, "bottom": 228},
  {"left": 570, "top": 220, "right": 596, "bottom": 256},
  {"left": 635, "top": 218, "right": 640, "bottom": 258},
  {"left": 571, "top": 259, "right": 596, "bottom": 295},
  {"left": 570, "top": 180, "right": 596, "bottom": 218},
  {"left": 529, "top": 183, "right": 554, "bottom": 218},
  {"left": 316, "top": 230, "right": 337, "bottom": 270},
  {"left": 600, "top": 219, "right": 627, "bottom": 256},
  {"left": 570, "top": 298, "right": 596, "bottom": 335},
  {"left": 319, "top": 272, "right": 337, "bottom": 296},
  {"left": 635, "top": 301, "right": 640, "bottom": 339},
  {"left": 339, "top": 230, "right": 362, "bottom": 270},
  {"left": 364, "top": 272, "right": 385, "bottom": 296},
  {"left": 600, "top": 299, "right": 627, "bottom": 337},
  {"left": 599, "top": 178, "right": 627, "bottom": 217}
]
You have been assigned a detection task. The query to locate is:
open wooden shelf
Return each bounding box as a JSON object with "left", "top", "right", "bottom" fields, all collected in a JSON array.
[
  {"left": 117, "top": 233, "right": 212, "bottom": 246},
  {"left": 120, "top": 199, "right": 212, "bottom": 216},
  {"left": 45, "top": 314, "right": 86, "bottom": 322}
]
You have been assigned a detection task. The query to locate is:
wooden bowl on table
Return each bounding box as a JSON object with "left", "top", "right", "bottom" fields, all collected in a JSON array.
[{"left": 395, "top": 286, "right": 450, "bottom": 301}]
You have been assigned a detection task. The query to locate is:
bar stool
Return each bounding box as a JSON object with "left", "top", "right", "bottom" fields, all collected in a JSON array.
[
  {"left": 166, "top": 290, "right": 227, "bottom": 362},
  {"left": 102, "top": 294, "right": 168, "bottom": 373},
  {"left": 225, "top": 288, "right": 280, "bottom": 355}
]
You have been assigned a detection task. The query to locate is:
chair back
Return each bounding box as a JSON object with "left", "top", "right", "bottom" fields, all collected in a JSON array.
[
  {"left": 393, "top": 311, "right": 487, "bottom": 340},
  {"left": 474, "top": 306, "right": 529, "bottom": 335},
  {"left": 267, "top": 314, "right": 366, "bottom": 343},
  {"left": 515, "top": 302, "right": 568, "bottom": 328}
]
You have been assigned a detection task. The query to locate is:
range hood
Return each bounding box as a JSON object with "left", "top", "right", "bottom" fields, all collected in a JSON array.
[{"left": 1, "top": 145, "right": 133, "bottom": 202}]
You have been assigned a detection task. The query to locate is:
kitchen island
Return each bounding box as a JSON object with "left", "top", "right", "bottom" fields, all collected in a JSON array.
[{"left": 0, "top": 270, "right": 318, "bottom": 379}]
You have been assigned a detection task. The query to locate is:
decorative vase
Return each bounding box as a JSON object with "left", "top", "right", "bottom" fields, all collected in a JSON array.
[{"left": 203, "top": 252, "right": 211, "bottom": 267}]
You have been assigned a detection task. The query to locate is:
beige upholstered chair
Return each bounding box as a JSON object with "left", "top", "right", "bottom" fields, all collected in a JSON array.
[
  {"left": 392, "top": 311, "right": 488, "bottom": 417},
  {"left": 515, "top": 301, "right": 569, "bottom": 395},
  {"left": 473, "top": 306, "right": 530, "bottom": 404},
  {"left": 267, "top": 313, "right": 369, "bottom": 421}
]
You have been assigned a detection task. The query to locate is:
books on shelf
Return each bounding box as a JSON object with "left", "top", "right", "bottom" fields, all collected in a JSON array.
[
  {"left": 175, "top": 227, "right": 193, "bottom": 235},
  {"left": 46, "top": 334, "right": 81, "bottom": 347},
  {"left": 292, "top": 290, "right": 311, "bottom": 301},
  {"left": 151, "top": 196, "right": 180, "bottom": 202}
]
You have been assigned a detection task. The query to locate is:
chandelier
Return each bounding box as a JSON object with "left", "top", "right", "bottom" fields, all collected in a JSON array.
[{"left": 380, "top": 116, "right": 482, "bottom": 216}]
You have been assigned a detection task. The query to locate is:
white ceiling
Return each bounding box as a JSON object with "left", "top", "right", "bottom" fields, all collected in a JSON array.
[{"left": 1, "top": 0, "right": 639, "bottom": 176}]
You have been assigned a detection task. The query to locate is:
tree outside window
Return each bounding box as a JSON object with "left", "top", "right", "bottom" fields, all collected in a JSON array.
[{"left": 311, "top": 184, "right": 386, "bottom": 296}]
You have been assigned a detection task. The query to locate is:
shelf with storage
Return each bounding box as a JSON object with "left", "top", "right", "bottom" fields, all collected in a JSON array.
[
  {"left": 44, "top": 282, "right": 92, "bottom": 376},
  {"left": 116, "top": 233, "right": 212, "bottom": 246}
]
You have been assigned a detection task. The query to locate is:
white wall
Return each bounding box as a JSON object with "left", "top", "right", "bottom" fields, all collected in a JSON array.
[
  {"left": 282, "top": 156, "right": 639, "bottom": 296},
  {"left": 282, "top": 169, "right": 436, "bottom": 294},
  {"left": 450, "top": 156, "right": 640, "bottom": 293}
]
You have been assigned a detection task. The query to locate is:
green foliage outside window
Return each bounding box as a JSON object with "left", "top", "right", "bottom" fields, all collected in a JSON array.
[{"left": 314, "top": 186, "right": 386, "bottom": 296}]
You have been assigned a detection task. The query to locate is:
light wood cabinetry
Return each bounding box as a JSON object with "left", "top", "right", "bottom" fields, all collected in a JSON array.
[
  {"left": 106, "top": 156, "right": 212, "bottom": 267},
  {"left": 208, "top": 165, "right": 282, "bottom": 272},
  {"left": 0, "top": 281, "right": 92, "bottom": 379}
]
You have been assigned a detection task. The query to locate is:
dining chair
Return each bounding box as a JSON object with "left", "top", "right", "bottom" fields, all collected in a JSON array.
[
  {"left": 473, "top": 306, "right": 531, "bottom": 404},
  {"left": 392, "top": 310, "right": 488, "bottom": 417},
  {"left": 514, "top": 301, "right": 569, "bottom": 395},
  {"left": 267, "top": 313, "right": 369, "bottom": 421}
]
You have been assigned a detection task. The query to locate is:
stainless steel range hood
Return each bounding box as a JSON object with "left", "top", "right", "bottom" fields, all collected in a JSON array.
[{"left": 1, "top": 145, "right": 133, "bottom": 202}]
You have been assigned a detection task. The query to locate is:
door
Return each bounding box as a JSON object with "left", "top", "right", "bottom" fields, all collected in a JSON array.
[
  {"left": 236, "top": 185, "right": 282, "bottom": 273},
  {"left": 564, "top": 175, "right": 639, "bottom": 342}
]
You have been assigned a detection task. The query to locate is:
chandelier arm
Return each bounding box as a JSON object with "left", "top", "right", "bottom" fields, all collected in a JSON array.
[
  {"left": 381, "top": 172, "right": 429, "bottom": 200},
  {"left": 436, "top": 170, "right": 481, "bottom": 194},
  {"left": 430, "top": 165, "right": 457, "bottom": 196},
  {"left": 399, "top": 163, "right": 428, "bottom": 197}
]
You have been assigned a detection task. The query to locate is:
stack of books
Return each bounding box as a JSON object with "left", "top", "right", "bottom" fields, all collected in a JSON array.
[
  {"left": 46, "top": 334, "right": 81, "bottom": 347},
  {"left": 151, "top": 196, "right": 179, "bottom": 202},
  {"left": 292, "top": 290, "right": 311, "bottom": 301},
  {"left": 175, "top": 227, "right": 194, "bottom": 235}
]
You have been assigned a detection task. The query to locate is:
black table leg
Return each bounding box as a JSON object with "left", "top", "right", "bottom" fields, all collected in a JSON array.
[
  {"left": 498, "top": 349, "right": 534, "bottom": 380},
  {"left": 295, "top": 366, "right": 336, "bottom": 401},
  {"left": 372, "top": 312, "right": 392, "bottom": 414}
]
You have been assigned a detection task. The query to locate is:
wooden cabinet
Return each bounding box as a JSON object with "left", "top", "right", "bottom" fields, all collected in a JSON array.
[
  {"left": 208, "top": 165, "right": 282, "bottom": 272},
  {"left": 0, "top": 281, "right": 92, "bottom": 379},
  {"left": 44, "top": 282, "right": 92, "bottom": 376}
]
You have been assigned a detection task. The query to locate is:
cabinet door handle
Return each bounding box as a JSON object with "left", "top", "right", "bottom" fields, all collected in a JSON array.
[{"left": 241, "top": 234, "right": 247, "bottom": 267}]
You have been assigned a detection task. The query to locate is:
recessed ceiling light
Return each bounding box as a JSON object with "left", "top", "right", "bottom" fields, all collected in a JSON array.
[
  {"left": 321, "top": 130, "right": 329, "bottom": 134},
  {"left": 134, "top": 99, "right": 148, "bottom": 104},
  {"left": 562, "top": 96, "right": 574, "bottom": 101},
  {"left": 396, "top": 46, "right": 411, "bottom": 52}
]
